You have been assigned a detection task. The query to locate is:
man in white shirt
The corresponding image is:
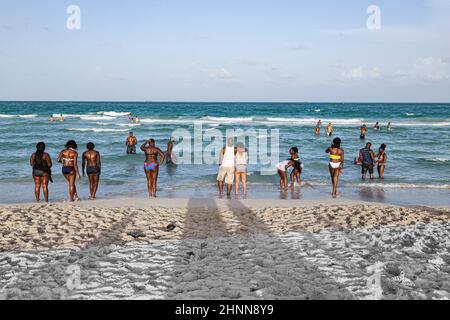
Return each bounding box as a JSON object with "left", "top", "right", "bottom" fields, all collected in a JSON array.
[{"left": 217, "top": 137, "right": 237, "bottom": 196}]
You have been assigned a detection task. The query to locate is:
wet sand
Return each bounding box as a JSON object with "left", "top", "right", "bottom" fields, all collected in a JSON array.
[{"left": 0, "top": 198, "right": 449, "bottom": 300}]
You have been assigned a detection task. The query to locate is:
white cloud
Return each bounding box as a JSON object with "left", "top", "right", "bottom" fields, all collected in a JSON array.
[
  {"left": 338, "top": 66, "right": 382, "bottom": 82},
  {"left": 413, "top": 56, "right": 450, "bottom": 81},
  {"left": 204, "top": 67, "right": 234, "bottom": 80}
]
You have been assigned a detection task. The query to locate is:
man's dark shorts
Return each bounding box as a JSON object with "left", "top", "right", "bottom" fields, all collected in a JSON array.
[
  {"left": 362, "top": 163, "right": 374, "bottom": 175},
  {"left": 127, "top": 145, "right": 136, "bottom": 154}
]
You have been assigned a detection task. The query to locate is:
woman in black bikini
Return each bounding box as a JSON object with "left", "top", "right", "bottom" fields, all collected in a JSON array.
[
  {"left": 30, "top": 142, "right": 52, "bottom": 202},
  {"left": 57, "top": 140, "right": 81, "bottom": 202},
  {"left": 286, "top": 147, "right": 303, "bottom": 187},
  {"left": 82, "top": 142, "right": 101, "bottom": 200}
]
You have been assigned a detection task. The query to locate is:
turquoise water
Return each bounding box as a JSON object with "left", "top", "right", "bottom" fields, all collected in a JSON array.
[{"left": 1, "top": 101, "right": 449, "bottom": 204}]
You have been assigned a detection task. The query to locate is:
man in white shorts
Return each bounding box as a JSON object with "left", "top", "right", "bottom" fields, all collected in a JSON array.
[{"left": 217, "top": 137, "right": 236, "bottom": 196}]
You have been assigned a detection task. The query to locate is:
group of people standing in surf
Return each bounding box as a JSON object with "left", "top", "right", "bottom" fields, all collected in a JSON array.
[{"left": 30, "top": 121, "right": 389, "bottom": 202}]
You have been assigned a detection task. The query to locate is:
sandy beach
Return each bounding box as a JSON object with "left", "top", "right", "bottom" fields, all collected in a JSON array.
[{"left": 0, "top": 198, "right": 449, "bottom": 300}]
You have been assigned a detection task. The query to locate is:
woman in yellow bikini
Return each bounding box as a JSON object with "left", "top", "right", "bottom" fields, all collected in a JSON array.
[{"left": 326, "top": 137, "right": 344, "bottom": 198}]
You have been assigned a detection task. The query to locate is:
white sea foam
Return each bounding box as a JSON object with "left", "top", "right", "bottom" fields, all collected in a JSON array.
[
  {"left": 265, "top": 117, "right": 364, "bottom": 125},
  {"left": 0, "top": 114, "right": 37, "bottom": 118},
  {"left": 116, "top": 123, "right": 142, "bottom": 127},
  {"left": 68, "top": 128, "right": 130, "bottom": 133},
  {"left": 203, "top": 116, "right": 254, "bottom": 123},
  {"left": 80, "top": 115, "right": 117, "bottom": 121},
  {"left": 97, "top": 111, "right": 131, "bottom": 117}
]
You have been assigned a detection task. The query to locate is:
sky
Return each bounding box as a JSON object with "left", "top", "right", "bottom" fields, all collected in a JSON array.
[{"left": 0, "top": 0, "right": 449, "bottom": 102}]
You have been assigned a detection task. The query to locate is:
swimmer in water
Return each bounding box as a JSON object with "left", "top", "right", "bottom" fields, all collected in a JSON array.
[
  {"left": 57, "top": 140, "right": 81, "bottom": 202},
  {"left": 59, "top": 114, "right": 64, "bottom": 123},
  {"left": 326, "top": 138, "right": 344, "bottom": 198},
  {"left": 50, "top": 115, "right": 54, "bottom": 123},
  {"left": 387, "top": 122, "right": 393, "bottom": 132},
  {"left": 30, "top": 142, "right": 53, "bottom": 202},
  {"left": 374, "top": 122, "right": 380, "bottom": 130},
  {"left": 82, "top": 142, "right": 101, "bottom": 199},
  {"left": 166, "top": 137, "right": 174, "bottom": 164},
  {"left": 126, "top": 132, "right": 138, "bottom": 154},
  {"left": 376, "top": 144, "right": 388, "bottom": 180},
  {"left": 326, "top": 123, "right": 333, "bottom": 137},
  {"left": 141, "top": 139, "right": 165, "bottom": 197},
  {"left": 360, "top": 124, "right": 367, "bottom": 139}
]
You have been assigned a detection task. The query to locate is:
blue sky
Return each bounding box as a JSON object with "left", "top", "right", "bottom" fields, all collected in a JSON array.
[{"left": 0, "top": 0, "right": 449, "bottom": 102}]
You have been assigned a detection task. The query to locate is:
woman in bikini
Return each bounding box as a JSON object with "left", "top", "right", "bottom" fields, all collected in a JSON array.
[
  {"left": 326, "top": 137, "right": 344, "bottom": 198},
  {"left": 82, "top": 142, "right": 101, "bottom": 200},
  {"left": 141, "top": 139, "right": 165, "bottom": 197},
  {"left": 286, "top": 146, "right": 303, "bottom": 187},
  {"left": 30, "top": 142, "right": 53, "bottom": 202},
  {"left": 57, "top": 140, "right": 81, "bottom": 202},
  {"left": 376, "top": 144, "right": 387, "bottom": 180}
]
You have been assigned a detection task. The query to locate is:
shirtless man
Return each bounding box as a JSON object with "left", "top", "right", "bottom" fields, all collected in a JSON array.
[
  {"left": 360, "top": 124, "right": 367, "bottom": 139},
  {"left": 166, "top": 137, "right": 174, "bottom": 164},
  {"left": 126, "top": 132, "right": 138, "bottom": 154},
  {"left": 141, "top": 139, "right": 165, "bottom": 197},
  {"left": 82, "top": 142, "right": 101, "bottom": 199}
]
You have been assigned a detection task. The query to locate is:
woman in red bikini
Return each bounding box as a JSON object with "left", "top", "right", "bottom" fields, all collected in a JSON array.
[{"left": 140, "top": 139, "right": 165, "bottom": 197}]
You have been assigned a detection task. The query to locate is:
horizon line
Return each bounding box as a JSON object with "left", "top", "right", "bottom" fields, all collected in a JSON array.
[{"left": 1, "top": 100, "right": 449, "bottom": 104}]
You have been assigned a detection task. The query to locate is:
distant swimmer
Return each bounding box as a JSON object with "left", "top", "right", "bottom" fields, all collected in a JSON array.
[
  {"left": 376, "top": 144, "right": 388, "bottom": 180},
  {"left": 326, "top": 138, "right": 344, "bottom": 198},
  {"left": 59, "top": 114, "right": 64, "bottom": 123},
  {"left": 126, "top": 132, "right": 138, "bottom": 154},
  {"left": 360, "top": 124, "right": 367, "bottom": 139},
  {"left": 30, "top": 142, "right": 53, "bottom": 202},
  {"left": 326, "top": 123, "right": 333, "bottom": 137},
  {"left": 359, "top": 142, "right": 375, "bottom": 180},
  {"left": 315, "top": 120, "right": 322, "bottom": 136},
  {"left": 57, "top": 140, "right": 81, "bottom": 202},
  {"left": 374, "top": 122, "right": 380, "bottom": 130},
  {"left": 50, "top": 115, "right": 54, "bottom": 123},
  {"left": 82, "top": 142, "right": 101, "bottom": 200},
  {"left": 387, "top": 122, "right": 393, "bottom": 132},
  {"left": 141, "top": 139, "right": 165, "bottom": 198}
]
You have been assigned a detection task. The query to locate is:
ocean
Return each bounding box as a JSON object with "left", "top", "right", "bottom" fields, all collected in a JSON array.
[{"left": 1, "top": 101, "right": 449, "bottom": 205}]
